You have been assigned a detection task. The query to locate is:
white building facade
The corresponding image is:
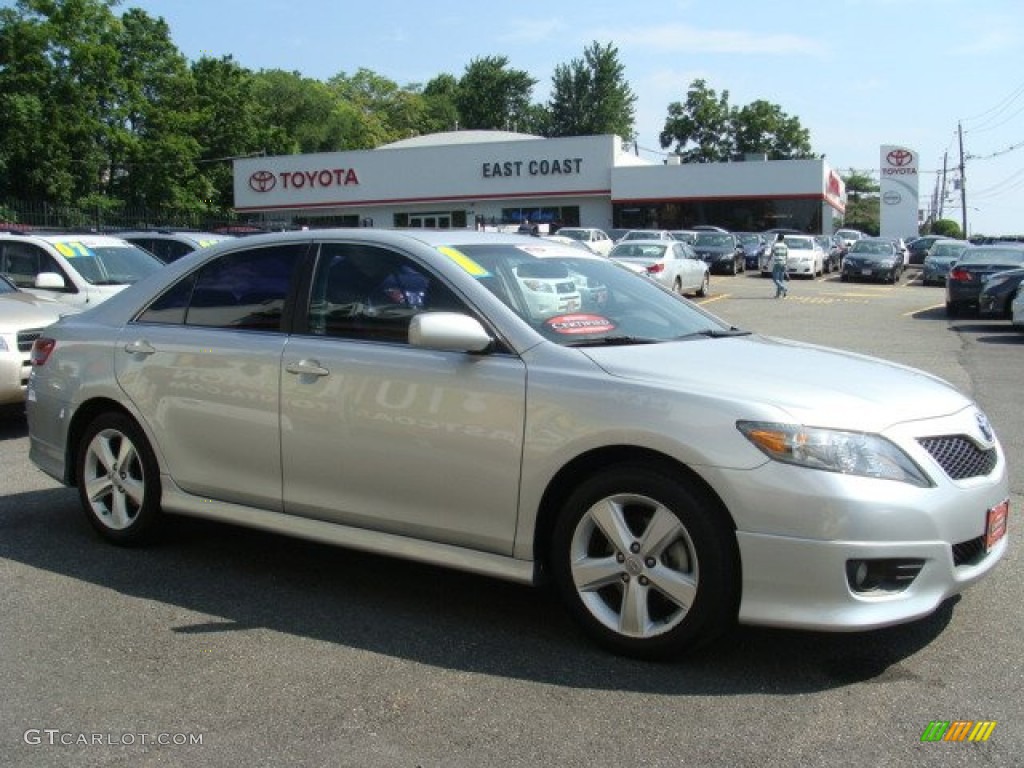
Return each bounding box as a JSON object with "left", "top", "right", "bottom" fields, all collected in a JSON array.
[{"left": 233, "top": 131, "right": 846, "bottom": 234}]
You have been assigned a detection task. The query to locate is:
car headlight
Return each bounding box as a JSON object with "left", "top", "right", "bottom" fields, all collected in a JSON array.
[
  {"left": 736, "top": 421, "right": 932, "bottom": 487},
  {"left": 521, "top": 279, "right": 554, "bottom": 293}
]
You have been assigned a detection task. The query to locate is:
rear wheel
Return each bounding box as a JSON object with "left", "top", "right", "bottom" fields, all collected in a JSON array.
[
  {"left": 695, "top": 273, "right": 709, "bottom": 298},
  {"left": 549, "top": 466, "right": 739, "bottom": 659},
  {"left": 77, "top": 412, "right": 163, "bottom": 545}
]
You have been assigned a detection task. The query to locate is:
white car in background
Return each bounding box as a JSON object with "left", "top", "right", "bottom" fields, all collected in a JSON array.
[
  {"left": 609, "top": 239, "right": 710, "bottom": 296},
  {"left": 552, "top": 227, "right": 614, "bottom": 256},
  {"left": 0, "top": 231, "right": 164, "bottom": 307},
  {"left": 783, "top": 235, "right": 825, "bottom": 278},
  {"left": 0, "top": 274, "right": 80, "bottom": 408},
  {"left": 1012, "top": 288, "right": 1024, "bottom": 329},
  {"left": 513, "top": 261, "right": 583, "bottom": 318}
]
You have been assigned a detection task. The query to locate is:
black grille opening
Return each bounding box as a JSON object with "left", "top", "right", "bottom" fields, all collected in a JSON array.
[
  {"left": 918, "top": 435, "right": 997, "bottom": 480},
  {"left": 952, "top": 536, "right": 986, "bottom": 567}
]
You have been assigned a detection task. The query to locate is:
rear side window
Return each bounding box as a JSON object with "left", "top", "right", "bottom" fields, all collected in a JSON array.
[{"left": 137, "top": 244, "right": 305, "bottom": 329}]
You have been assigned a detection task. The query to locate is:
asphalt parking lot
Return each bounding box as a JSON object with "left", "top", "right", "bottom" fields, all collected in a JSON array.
[{"left": 2, "top": 265, "right": 1021, "bottom": 768}]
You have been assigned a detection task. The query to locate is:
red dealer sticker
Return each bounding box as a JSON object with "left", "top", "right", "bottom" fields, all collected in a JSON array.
[{"left": 544, "top": 314, "right": 617, "bottom": 335}]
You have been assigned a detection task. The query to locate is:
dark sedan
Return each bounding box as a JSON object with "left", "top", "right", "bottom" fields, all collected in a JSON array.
[
  {"left": 736, "top": 232, "right": 768, "bottom": 271},
  {"left": 921, "top": 240, "right": 967, "bottom": 286},
  {"left": 907, "top": 235, "right": 946, "bottom": 265},
  {"left": 840, "top": 238, "right": 903, "bottom": 283},
  {"left": 978, "top": 267, "right": 1024, "bottom": 319},
  {"left": 693, "top": 231, "right": 745, "bottom": 274},
  {"left": 945, "top": 244, "right": 1024, "bottom": 316}
]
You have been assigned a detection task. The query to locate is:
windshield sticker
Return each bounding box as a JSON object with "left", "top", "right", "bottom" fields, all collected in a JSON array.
[
  {"left": 545, "top": 314, "right": 617, "bottom": 335},
  {"left": 437, "top": 246, "right": 491, "bottom": 278},
  {"left": 54, "top": 242, "right": 94, "bottom": 259}
]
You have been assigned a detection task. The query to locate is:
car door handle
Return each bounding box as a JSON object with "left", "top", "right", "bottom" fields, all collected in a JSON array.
[
  {"left": 285, "top": 359, "right": 330, "bottom": 377},
  {"left": 123, "top": 339, "right": 156, "bottom": 356}
]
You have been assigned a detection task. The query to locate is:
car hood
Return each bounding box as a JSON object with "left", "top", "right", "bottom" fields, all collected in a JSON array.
[
  {"left": 0, "top": 293, "right": 82, "bottom": 328},
  {"left": 579, "top": 334, "right": 966, "bottom": 431}
]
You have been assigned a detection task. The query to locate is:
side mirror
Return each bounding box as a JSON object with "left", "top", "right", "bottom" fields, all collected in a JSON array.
[
  {"left": 35, "top": 272, "right": 67, "bottom": 290},
  {"left": 409, "top": 312, "right": 493, "bottom": 353}
]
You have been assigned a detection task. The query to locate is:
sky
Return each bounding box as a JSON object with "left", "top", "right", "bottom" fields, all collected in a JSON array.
[{"left": 28, "top": 0, "right": 1024, "bottom": 235}]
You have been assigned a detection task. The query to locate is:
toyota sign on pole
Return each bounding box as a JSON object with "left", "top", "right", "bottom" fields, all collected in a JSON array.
[{"left": 879, "top": 145, "right": 919, "bottom": 240}]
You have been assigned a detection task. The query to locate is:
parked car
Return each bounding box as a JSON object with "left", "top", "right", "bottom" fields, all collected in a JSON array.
[
  {"left": 618, "top": 229, "right": 675, "bottom": 243},
  {"left": 977, "top": 267, "right": 1024, "bottom": 319},
  {"left": 692, "top": 231, "right": 745, "bottom": 275},
  {"left": 907, "top": 235, "right": 947, "bottom": 265},
  {"left": 736, "top": 233, "right": 769, "bottom": 271},
  {"left": 1012, "top": 287, "right": 1024, "bottom": 328},
  {"left": 945, "top": 244, "right": 1024, "bottom": 316},
  {"left": 0, "top": 231, "right": 163, "bottom": 307},
  {"left": 815, "top": 235, "right": 843, "bottom": 274},
  {"left": 691, "top": 225, "right": 729, "bottom": 233},
  {"left": 0, "top": 275, "right": 80, "bottom": 409},
  {"left": 840, "top": 238, "right": 904, "bottom": 283},
  {"left": 781, "top": 235, "right": 824, "bottom": 278},
  {"left": 606, "top": 228, "right": 632, "bottom": 242},
  {"left": 669, "top": 230, "right": 699, "bottom": 245},
  {"left": 835, "top": 228, "right": 867, "bottom": 251},
  {"left": 608, "top": 239, "right": 710, "bottom": 296},
  {"left": 117, "top": 230, "right": 235, "bottom": 263},
  {"left": 921, "top": 240, "right": 968, "bottom": 286},
  {"left": 26, "top": 229, "right": 1008, "bottom": 660},
  {"left": 550, "top": 227, "right": 615, "bottom": 256}
]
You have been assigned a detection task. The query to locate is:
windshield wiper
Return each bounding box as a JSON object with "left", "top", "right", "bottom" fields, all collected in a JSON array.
[
  {"left": 676, "top": 327, "right": 752, "bottom": 340},
  {"left": 567, "top": 335, "right": 661, "bottom": 347}
]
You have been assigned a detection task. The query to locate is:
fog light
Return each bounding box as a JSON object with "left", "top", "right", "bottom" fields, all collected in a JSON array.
[{"left": 846, "top": 558, "right": 925, "bottom": 594}]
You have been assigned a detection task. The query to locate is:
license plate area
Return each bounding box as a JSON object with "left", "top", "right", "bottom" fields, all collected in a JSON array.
[{"left": 986, "top": 499, "right": 1009, "bottom": 552}]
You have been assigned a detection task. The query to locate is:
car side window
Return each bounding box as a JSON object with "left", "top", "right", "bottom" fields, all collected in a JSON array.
[
  {"left": 307, "top": 242, "right": 464, "bottom": 343},
  {"left": 0, "top": 242, "right": 70, "bottom": 290},
  {"left": 136, "top": 244, "right": 304, "bottom": 330}
]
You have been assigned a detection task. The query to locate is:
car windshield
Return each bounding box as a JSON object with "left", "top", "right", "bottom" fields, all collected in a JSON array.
[
  {"left": 929, "top": 243, "right": 966, "bottom": 259},
  {"left": 609, "top": 243, "right": 668, "bottom": 260},
  {"left": 852, "top": 242, "right": 891, "bottom": 254},
  {"left": 695, "top": 233, "right": 732, "bottom": 247},
  {"left": 0, "top": 275, "right": 17, "bottom": 294},
  {"left": 737, "top": 234, "right": 760, "bottom": 245},
  {"left": 53, "top": 242, "right": 164, "bottom": 285},
  {"left": 785, "top": 238, "right": 812, "bottom": 250},
  {"left": 444, "top": 243, "right": 731, "bottom": 345},
  {"left": 557, "top": 229, "right": 586, "bottom": 241}
]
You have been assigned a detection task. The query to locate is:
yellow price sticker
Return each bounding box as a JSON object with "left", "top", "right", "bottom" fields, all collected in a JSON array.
[
  {"left": 437, "top": 246, "right": 491, "bottom": 278},
  {"left": 55, "top": 241, "right": 92, "bottom": 258}
]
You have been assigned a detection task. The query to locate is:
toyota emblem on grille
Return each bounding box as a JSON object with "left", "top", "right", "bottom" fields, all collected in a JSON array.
[
  {"left": 886, "top": 149, "right": 913, "bottom": 167},
  {"left": 976, "top": 411, "right": 994, "bottom": 442},
  {"left": 249, "top": 170, "right": 277, "bottom": 193}
]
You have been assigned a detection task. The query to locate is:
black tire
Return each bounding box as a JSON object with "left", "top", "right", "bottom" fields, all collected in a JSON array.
[
  {"left": 696, "top": 273, "right": 709, "bottom": 298},
  {"left": 945, "top": 301, "right": 959, "bottom": 317},
  {"left": 549, "top": 465, "right": 739, "bottom": 660},
  {"left": 77, "top": 412, "right": 163, "bottom": 545}
]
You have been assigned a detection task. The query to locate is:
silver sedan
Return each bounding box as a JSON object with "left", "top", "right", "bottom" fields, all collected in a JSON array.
[{"left": 25, "top": 230, "right": 1009, "bottom": 660}]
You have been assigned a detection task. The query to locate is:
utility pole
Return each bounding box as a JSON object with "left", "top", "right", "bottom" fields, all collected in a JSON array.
[{"left": 958, "top": 122, "right": 968, "bottom": 237}]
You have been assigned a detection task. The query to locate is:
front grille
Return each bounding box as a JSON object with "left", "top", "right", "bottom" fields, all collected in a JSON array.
[
  {"left": 952, "top": 535, "right": 986, "bottom": 567},
  {"left": 17, "top": 328, "right": 43, "bottom": 353},
  {"left": 918, "top": 435, "right": 997, "bottom": 480}
]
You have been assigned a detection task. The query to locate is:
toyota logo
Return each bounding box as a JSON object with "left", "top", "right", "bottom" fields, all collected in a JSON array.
[
  {"left": 886, "top": 149, "right": 914, "bottom": 168},
  {"left": 249, "top": 170, "right": 277, "bottom": 193}
]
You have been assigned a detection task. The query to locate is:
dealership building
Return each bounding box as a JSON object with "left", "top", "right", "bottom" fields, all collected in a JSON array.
[{"left": 233, "top": 131, "right": 847, "bottom": 234}]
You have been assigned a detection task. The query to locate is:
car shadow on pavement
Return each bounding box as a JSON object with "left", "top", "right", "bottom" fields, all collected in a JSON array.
[
  {"left": 948, "top": 322, "right": 1023, "bottom": 344},
  {"left": 0, "top": 487, "right": 957, "bottom": 696}
]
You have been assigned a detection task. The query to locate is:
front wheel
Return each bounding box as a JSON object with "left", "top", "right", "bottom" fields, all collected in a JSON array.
[
  {"left": 77, "top": 412, "right": 163, "bottom": 545},
  {"left": 696, "top": 273, "right": 709, "bottom": 298},
  {"left": 549, "top": 466, "right": 739, "bottom": 659}
]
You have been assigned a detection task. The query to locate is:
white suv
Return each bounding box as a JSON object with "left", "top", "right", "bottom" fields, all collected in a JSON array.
[{"left": 0, "top": 231, "right": 163, "bottom": 307}]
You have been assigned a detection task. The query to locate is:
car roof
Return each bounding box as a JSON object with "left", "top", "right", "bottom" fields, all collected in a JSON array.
[{"left": 0, "top": 231, "right": 138, "bottom": 247}]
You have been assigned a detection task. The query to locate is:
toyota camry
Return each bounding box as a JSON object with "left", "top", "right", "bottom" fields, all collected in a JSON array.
[{"left": 26, "top": 230, "right": 1009, "bottom": 660}]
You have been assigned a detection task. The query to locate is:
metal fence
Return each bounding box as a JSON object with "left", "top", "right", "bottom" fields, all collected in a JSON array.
[{"left": 0, "top": 198, "right": 270, "bottom": 233}]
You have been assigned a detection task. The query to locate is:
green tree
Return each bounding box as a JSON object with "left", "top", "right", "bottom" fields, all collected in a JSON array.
[
  {"left": 548, "top": 41, "right": 636, "bottom": 140},
  {"left": 931, "top": 219, "right": 963, "bottom": 238},
  {"left": 328, "top": 68, "right": 430, "bottom": 147},
  {"left": 731, "top": 99, "right": 813, "bottom": 160},
  {"left": 456, "top": 56, "right": 537, "bottom": 131},
  {"left": 421, "top": 73, "right": 460, "bottom": 133},
  {"left": 659, "top": 79, "right": 733, "bottom": 162},
  {"left": 840, "top": 169, "right": 880, "bottom": 234}
]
